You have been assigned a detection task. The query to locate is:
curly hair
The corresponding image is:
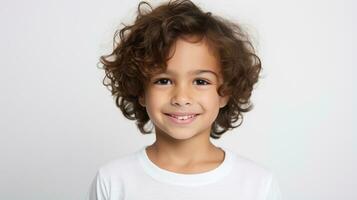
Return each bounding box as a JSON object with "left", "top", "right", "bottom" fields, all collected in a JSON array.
[{"left": 99, "top": 0, "right": 262, "bottom": 139}]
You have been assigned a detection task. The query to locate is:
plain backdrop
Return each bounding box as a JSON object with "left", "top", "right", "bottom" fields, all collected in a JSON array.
[{"left": 0, "top": 0, "right": 356, "bottom": 199}]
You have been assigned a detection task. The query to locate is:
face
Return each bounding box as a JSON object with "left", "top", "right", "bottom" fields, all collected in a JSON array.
[{"left": 139, "top": 36, "right": 229, "bottom": 140}]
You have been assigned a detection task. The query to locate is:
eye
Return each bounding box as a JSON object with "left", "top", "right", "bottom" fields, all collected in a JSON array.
[
  {"left": 153, "top": 78, "right": 211, "bottom": 85},
  {"left": 153, "top": 78, "right": 172, "bottom": 85},
  {"left": 194, "top": 79, "right": 211, "bottom": 85}
]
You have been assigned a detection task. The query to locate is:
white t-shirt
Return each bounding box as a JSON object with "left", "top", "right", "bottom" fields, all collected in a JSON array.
[{"left": 88, "top": 145, "right": 282, "bottom": 200}]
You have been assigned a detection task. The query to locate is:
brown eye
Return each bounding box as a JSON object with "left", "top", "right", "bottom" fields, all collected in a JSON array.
[
  {"left": 153, "top": 78, "right": 172, "bottom": 85},
  {"left": 194, "top": 79, "right": 210, "bottom": 85}
]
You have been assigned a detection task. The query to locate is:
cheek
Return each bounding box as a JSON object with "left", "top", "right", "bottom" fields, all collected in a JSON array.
[
  {"left": 149, "top": 88, "right": 168, "bottom": 99},
  {"left": 198, "top": 91, "right": 221, "bottom": 108},
  {"left": 145, "top": 87, "right": 220, "bottom": 106},
  {"left": 145, "top": 91, "right": 166, "bottom": 112}
]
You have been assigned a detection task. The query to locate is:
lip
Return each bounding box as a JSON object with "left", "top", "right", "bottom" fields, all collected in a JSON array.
[
  {"left": 165, "top": 112, "right": 200, "bottom": 116},
  {"left": 164, "top": 113, "right": 199, "bottom": 125}
]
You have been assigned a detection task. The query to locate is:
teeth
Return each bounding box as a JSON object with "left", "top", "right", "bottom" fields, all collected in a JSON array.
[{"left": 170, "top": 115, "right": 195, "bottom": 120}]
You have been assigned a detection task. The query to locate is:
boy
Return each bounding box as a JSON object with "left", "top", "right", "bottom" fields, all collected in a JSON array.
[{"left": 89, "top": 0, "right": 282, "bottom": 199}]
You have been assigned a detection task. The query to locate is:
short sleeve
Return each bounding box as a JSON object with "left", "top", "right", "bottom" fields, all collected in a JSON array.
[
  {"left": 87, "top": 170, "right": 109, "bottom": 200},
  {"left": 265, "top": 174, "right": 283, "bottom": 200}
]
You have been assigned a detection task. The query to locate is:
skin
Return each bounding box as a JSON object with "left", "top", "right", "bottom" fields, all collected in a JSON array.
[{"left": 138, "top": 36, "right": 230, "bottom": 174}]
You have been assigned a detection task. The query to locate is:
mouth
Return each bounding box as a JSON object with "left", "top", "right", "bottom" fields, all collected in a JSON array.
[{"left": 164, "top": 113, "right": 200, "bottom": 124}]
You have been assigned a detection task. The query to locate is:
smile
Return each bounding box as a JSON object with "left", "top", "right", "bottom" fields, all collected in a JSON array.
[{"left": 164, "top": 113, "right": 199, "bottom": 125}]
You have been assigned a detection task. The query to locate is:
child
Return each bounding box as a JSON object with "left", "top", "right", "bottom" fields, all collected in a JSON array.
[{"left": 89, "top": 0, "right": 282, "bottom": 199}]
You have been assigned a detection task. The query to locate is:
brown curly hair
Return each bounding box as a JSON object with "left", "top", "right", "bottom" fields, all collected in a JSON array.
[{"left": 99, "top": 0, "right": 262, "bottom": 139}]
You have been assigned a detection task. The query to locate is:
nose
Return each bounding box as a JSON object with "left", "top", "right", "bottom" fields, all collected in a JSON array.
[{"left": 170, "top": 85, "right": 192, "bottom": 107}]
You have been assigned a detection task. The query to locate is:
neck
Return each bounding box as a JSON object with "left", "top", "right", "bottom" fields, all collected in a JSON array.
[{"left": 147, "top": 129, "right": 223, "bottom": 167}]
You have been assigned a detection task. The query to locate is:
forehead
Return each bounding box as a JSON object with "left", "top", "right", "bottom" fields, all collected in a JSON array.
[{"left": 164, "top": 37, "right": 221, "bottom": 75}]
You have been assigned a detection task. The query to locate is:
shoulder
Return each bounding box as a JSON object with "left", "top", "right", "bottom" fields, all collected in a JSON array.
[
  {"left": 97, "top": 150, "right": 139, "bottom": 180},
  {"left": 225, "top": 148, "right": 282, "bottom": 198},
  {"left": 89, "top": 151, "right": 140, "bottom": 200},
  {"left": 225, "top": 148, "right": 274, "bottom": 180}
]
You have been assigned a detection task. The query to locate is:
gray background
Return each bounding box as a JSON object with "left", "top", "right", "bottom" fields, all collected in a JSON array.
[{"left": 1, "top": 0, "right": 356, "bottom": 199}]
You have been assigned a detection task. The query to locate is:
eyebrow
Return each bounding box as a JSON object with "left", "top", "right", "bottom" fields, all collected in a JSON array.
[{"left": 160, "top": 69, "right": 218, "bottom": 78}]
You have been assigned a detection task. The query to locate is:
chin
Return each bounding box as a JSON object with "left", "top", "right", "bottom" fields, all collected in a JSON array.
[
  {"left": 158, "top": 127, "right": 198, "bottom": 140},
  {"left": 170, "top": 134, "right": 197, "bottom": 140}
]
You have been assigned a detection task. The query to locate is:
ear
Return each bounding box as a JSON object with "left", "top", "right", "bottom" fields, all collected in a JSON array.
[
  {"left": 219, "top": 95, "right": 230, "bottom": 108},
  {"left": 138, "top": 95, "right": 146, "bottom": 107}
]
